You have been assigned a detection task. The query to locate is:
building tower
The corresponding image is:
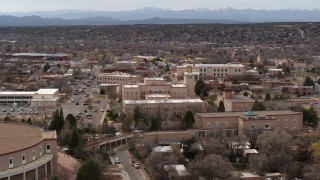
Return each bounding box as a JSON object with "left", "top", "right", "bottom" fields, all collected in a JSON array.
[{"left": 183, "top": 66, "right": 199, "bottom": 98}]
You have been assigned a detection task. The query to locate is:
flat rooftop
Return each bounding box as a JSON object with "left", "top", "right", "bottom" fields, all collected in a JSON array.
[
  {"left": 12, "top": 53, "right": 68, "bottom": 57},
  {"left": 36, "top": 89, "right": 58, "bottom": 95},
  {"left": 180, "top": 63, "right": 244, "bottom": 68},
  {"left": 123, "top": 98, "right": 204, "bottom": 105},
  {"left": 196, "top": 110, "right": 301, "bottom": 118},
  {"left": 0, "top": 123, "right": 56, "bottom": 155},
  {"left": 0, "top": 89, "right": 58, "bottom": 96}
]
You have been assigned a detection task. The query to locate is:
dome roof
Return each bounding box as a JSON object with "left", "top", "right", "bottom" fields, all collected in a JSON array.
[{"left": 243, "top": 111, "right": 257, "bottom": 116}]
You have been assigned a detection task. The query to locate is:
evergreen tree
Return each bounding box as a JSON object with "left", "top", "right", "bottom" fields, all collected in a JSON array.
[
  {"left": 48, "top": 109, "right": 65, "bottom": 133},
  {"left": 265, "top": 93, "right": 271, "bottom": 101},
  {"left": 99, "top": 89, "right": 105, "bottom": 95},
  {"left": 243, "top": 91, "right": 249, "bottom": 97},
  {"left": 26, "top": 117, "right": 32, "bottom": 125},
  {"left": 43, "top": 63, "right": 50, "bottom": 72},
  {"left": 68, "top": 128, "right": 80, "bottom": 152},
  {"left": 183, "top": 110, "right": 195, "bottom": 129},
  {"left": 76, "top": 160, "right": 101, "bottom": 180},
  {"left": 59, "top": 108, "right": 64, "bottom": 120},
  {"left": 217, "top": 100, "right": 225, "bottom": 112},
  {"left": 195, "top": 79, "right": 205, "bottom": 96},
  {"left": 65, "top": 114, "right": 77, "bottom": 127},
  {"left": 304, "top": 76, "right": 315, "bottom": 87},
  {"left": 303, "top": 108, "right": 319, "bottom": 128},
  {"left": 133, "top": 106, "right": 143, "bottom": 125}
]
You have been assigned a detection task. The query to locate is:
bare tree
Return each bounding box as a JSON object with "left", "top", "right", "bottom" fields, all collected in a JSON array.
[
  {"left": 190, "top": 155, "right": 233, "bottom": 179},
  {"left": 145, "top": 152, "right": 178, "bottom": 180}
]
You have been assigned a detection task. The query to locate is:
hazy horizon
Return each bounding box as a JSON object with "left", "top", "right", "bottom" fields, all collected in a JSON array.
[{"left": 1, "top": 0, "right": 320, "bottom": 12}]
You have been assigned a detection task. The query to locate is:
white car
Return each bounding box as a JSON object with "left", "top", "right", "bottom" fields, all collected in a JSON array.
[
  {"left": 133, "top": 162, "right": 140, "bottom": 169},
  {"left": 115, "top": 158, "right": 120, "bottom": 164}
]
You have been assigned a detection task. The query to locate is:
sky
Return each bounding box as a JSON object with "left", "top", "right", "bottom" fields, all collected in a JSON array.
[{"left": 1, "top": 0, "right": 320, "bottom": 12}]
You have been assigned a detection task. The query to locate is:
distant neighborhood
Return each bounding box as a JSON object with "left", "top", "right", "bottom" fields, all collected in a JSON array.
[{"left": 0, "top": 23, "right": 320, "bottom": 180}]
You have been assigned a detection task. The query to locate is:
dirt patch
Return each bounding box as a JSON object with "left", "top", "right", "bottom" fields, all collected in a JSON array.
[{"left": 57, "top": 152, "right": 81, "bottom": 180}]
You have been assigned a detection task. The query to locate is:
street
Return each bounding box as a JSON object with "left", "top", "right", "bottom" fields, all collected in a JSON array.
[{"left": 115, "top": 146, "right": 148, "bottom": 180}]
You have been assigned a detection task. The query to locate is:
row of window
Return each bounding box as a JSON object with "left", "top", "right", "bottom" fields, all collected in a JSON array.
[
  {"left": 99, "top": 78, "right": 130, "bottom": 81},
  {"left": 198, "top": 68, "right": 243, "bottom": 73},
  {"left": 0, "top": 96, "right": 33, "bottom": 99},
  {"left": 8, "top": 144, "right": 51, "bottom": 169},
  {"left": 207, "top": 121, "right": 237, "bottom": 128},
  {"left": 250, "top": 124, "right": 297, "bottom": 131}
]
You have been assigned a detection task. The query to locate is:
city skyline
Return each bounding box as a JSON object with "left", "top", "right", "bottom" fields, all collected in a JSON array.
[{"left": 1, "top": 0, "right": 320, "bottom": 12}]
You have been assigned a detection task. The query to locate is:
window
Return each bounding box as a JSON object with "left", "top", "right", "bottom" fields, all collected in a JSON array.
[
  {"left": 22, "top": 154, "right": 26, "bottom": 164},
  {"left": 9, "top": 158, "right": 13, "bottom": 168},
  {"left": 234, "top": 121, "right": 237, "bottom": 127},
  {"left": 207, "top": 122, "right": 211, "bottom": 127},
  {"left": 33, "top": 150, "right": 35, "bottom": 160},
  {"left": 265, "top": 124, "right": 270, "bottom": 129},
  {"left": 216, "top": 122, "right": 220, "bottom": 128},
  {"left": 40, "top": 146, "right": 42, "bottom": 156},
  {"left": 46, "top": 144, "right": 51, "bottom": 153},
  {"left": 277, "top": 119, "right": 280, "bottom": 125},
  {"left": 225, "top": 122, "right": 228, "bottom": 127},
  {"left": 293, "top": 119, "right": 297, "bottom": 124},
  {"left": 285, "top": 119, "right": 288, "bottom": 124},
  {"left": 250, "top": 124, "right": 255, "bottom": 130}
]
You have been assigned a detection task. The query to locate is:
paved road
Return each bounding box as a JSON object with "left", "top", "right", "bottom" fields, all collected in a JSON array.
[{"left": 116, "top": 146, "right": 148, "bottom": 180}]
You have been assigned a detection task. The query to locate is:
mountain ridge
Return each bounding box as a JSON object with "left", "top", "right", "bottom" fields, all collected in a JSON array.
[{"left": 0, "top": 8, "right": 320, "bottom": 26}]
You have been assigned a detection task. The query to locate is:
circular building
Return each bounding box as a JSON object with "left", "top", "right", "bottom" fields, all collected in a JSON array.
[{"left": 0, "top": 123, "right": 57, "bottom": 180}]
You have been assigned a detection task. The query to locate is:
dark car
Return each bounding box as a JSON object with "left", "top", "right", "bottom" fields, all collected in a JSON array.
[{"left": 75, "top": 102, "right": 79, "bottom": 105}]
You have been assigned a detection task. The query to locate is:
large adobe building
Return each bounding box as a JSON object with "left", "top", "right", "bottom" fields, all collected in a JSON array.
[
  {"left": 122, "top": 71, "right": 198, "bottom": 101},
  {"left": 122, "top": 71, "right": 206, "bottom": 116},
  {"left": 194, "top": 110, "right": 302, "bottom": 137},
  {"left": 0, "top": 123, "right": 57, "bottom": 180}
]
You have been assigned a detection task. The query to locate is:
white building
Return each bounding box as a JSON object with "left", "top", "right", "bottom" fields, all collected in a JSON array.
[
  {"left": 173, "top": 63, "right": 245, "bottom": 81},
  {"left": 0, "top": 89, "right": 59, "bottom": 107}
]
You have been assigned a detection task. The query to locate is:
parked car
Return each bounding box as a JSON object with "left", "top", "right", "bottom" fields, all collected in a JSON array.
[
  {"left": 115, "top": 158, "right": 120, "bottom": 164},
  {"left": 133, "top": 162, "right": 140, "bottom": 169},
  {"left": 75, "top": 102, "right": 79, "bottom": 105}
]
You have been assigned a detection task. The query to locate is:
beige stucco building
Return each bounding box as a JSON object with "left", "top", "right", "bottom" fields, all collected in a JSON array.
[
  {"left": 122, "top": 72, "right": 198, "bottom": 101},
  {"left": 0, "top": 123, "right": 57, "bottom": 180},
  {"left": 123, "top": 98, "right": 205, "bottom": 117},
  {"left": 97, "top": 72, "right": 140, "bottom": 99},
  {"left": 220, "top": 91, "right": 255, "bottom": 112},
  {"left": 122, "top": 71, "right": 205, "bottom": 117},
  {"left": 173, "top": 64, "right": 245, "bottom": 81},
  {"left": 194, "top": 110, "right": 302, "bottom": 137}
]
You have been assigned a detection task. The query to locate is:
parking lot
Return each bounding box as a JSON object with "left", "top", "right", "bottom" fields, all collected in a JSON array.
[{"left": 0, "top": 106, "right": 40, "bottom": 116}]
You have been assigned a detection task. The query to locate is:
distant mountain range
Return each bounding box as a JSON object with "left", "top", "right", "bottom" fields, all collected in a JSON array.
[{"left": 0, "top": 7, "right": 320, "bottom": 26}]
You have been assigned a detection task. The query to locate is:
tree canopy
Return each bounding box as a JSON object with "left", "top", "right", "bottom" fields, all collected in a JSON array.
[
  {"left": 217, "top": 100, "right": 225, "bottom": 112},
  {"left": 194, "top": 79, "right": 208, "bottom": 97},
  {"left": 191, "top": 155, "right": 233, "bottom": 179},
  {"left": 304, "top": 76, "right": 315, "bottom": 87},
  {"left": 249, "top": 130, "right": 294, "bottom": 175},
  {"left": 65, "top": 114, "right": 77, "bottom": 127},
  {"left": 303, "top": 108, "right": 319, "bottom": 128},
  {"left": 48, "top": 109, "right": 65, "bottom": 133},
  {"left": 183, "top": 110, "right": 195, "bottom": 129},
  {"left": 252, "top": 100, "right": 266, "bottom": 111},
  {"left": 76, "top": 160, "right": 101, "bottom": 180}
]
